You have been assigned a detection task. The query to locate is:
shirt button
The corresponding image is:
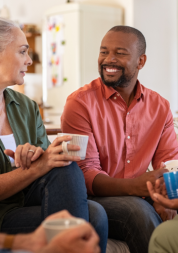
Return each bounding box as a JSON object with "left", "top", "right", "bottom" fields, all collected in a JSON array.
[
  {"left": 127, "top": 136, "right": 130, "bottom": 139},
  {"left": 117, "top": 94, "right": 119, "bottom": 96},
  {"left": 127, "top": 160, "right": 130, "bottom": 163},
  {"left": 114, "top": 97, "right": 117, "bottom": 99},
  {"left": 127, "top": 112, "right": 130, "bottom": 115}
]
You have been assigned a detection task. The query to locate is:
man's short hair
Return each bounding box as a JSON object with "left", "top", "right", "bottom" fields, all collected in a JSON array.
[{"left": 109, "top": 26, "right": 146, "bottom": 56}]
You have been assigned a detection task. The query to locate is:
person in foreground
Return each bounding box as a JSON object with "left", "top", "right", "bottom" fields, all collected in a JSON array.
[
  {"left": 0, "top": 18, "right": 108, "bottom": 253},
  {"left": 147, "top": 178, "right": 178, "bottom": 253},
  {"left": 61, "top": 25, "right": 178, "bottom": 252},
  {"left": 0, "top": 210, "right": 100, "bottom": 253}
]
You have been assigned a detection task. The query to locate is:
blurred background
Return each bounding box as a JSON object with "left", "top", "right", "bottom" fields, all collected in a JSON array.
[{"left": 1, "top": 0, "right": 177, "bottom": 127}]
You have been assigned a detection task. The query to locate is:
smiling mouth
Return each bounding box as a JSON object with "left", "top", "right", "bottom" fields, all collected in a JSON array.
[
  {"left": 105, "top": 68, "right": 121, "bottom": 73},
  {"left": 102, "top": 65, "right": 123, "bottom": 74}
]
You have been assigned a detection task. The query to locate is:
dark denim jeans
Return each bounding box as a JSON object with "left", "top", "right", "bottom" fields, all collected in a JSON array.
[
  {"left": 1, "top": 163, "right": 108, "bottom": 253},
  {"left": 88, "top": 195, "right": 162, "bottom": 253}
]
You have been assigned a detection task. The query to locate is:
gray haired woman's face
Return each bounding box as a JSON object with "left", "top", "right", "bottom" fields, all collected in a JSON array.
[{"left": 0, "top": 27, "right": 32, "bottom": 88}]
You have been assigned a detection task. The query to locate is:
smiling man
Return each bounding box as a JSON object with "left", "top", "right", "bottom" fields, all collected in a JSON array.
[{"left": 61, "top": 26, "right": 178, "bottom": 252}]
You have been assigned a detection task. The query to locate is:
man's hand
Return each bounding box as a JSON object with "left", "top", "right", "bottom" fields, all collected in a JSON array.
[
  {"left": 4, "top": 144, "right": 44, "bottom": 169},
  {"left": 133, "top": 163, "right": 168, "bottom": 196},
  {"left": 147, "top": 179, "right": 178, "bottom": 210}
]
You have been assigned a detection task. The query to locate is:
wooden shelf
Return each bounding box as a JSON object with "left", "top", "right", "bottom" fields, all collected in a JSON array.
[
  {"left": 27, "top": 61, "right": 41, "bottom": 73},
  {"left": 32, "top": 60, "right": 41, "bottom": 64},
  {"left": 46, "top": 128, "right": 62, "bottom": 135},
  {"left": 25, "top": 32, "right": 41, "bottom": 38},
  {"left": 24, "top": 29, "right": 41, "bottom": 73}
]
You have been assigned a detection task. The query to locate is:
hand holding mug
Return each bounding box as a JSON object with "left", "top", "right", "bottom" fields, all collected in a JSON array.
[
  {"left": 58, "top": 133, "right": 89, "bottom": 160},
  {"left": 147, "top": 179, "right": 178, "bottom": 210},
  {"left": 133, "top": 162, "right": 168, "bottom": 196}
]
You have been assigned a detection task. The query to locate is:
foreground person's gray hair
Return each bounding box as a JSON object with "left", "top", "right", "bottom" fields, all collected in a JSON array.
[{"left": 0, "top": 18, "right": 19, "bottom": 52}]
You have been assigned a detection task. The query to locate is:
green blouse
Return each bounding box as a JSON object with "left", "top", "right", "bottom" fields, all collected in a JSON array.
[{"left": 0, "top": 88, "right": 50, "bottom": 229}]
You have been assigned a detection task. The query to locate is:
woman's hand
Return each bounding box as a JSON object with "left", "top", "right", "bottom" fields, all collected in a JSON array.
[
  {"left": 30, "top": 135, "right": 81, "bottom": 175},
  {"left": 4, "top": 135, "right": 81, "bottom": 172},
  {"left": 4, "top": 143, "right": 44, "bottom": 169},
  {"left": 147, "top": 179, "right": 178, "bottom": 210}
]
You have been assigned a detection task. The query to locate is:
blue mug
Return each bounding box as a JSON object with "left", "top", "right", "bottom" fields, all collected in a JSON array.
[{"left": 163, "top": 171, "right": 178, "bottom": 199}]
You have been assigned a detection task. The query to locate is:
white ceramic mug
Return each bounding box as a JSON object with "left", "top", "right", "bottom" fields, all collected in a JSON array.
[
  {"left": 57, "top": 133, "right": 89, "bottom": 160},
  {"left": 165, "top": 160, "right": 178, "bottom": 172},
  {"left": 43, "top": 218, "right": 86, "bottom": 242}
]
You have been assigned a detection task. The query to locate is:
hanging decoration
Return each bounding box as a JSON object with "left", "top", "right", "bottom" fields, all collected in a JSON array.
[{"left": 46, "top": 15, "right": 65, "bottom": 88}]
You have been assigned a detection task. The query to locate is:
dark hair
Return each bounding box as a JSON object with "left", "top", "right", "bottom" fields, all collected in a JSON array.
[{"left": 109, "top": 26, "right": 146, "bottom": 56}]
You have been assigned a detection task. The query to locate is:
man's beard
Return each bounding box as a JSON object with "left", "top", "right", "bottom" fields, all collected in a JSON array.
[{"left": 100, "top": 65, "right": 136, "bottom": 88}]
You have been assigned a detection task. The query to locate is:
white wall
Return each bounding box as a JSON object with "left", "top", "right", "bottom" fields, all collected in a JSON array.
[
  {"left": 79, "top": 0, "right": 133, "bottom": 25},
  {"left": 0, "top": 0, "right": 65, "bottom": 25},
  {"left": 133, "top": 0, "right": 178, "bottom": 116},
  {"left": 115, "top": 0, "right": 133, "bottom": 26},
  {"left": 0, "top": 0, "right": 133, "bottom": 27}
]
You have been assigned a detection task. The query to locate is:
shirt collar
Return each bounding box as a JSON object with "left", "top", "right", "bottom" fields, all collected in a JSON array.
[
  {"left": 101, "top": 78, "right": 144, "bottom": 100},
  {"left": 134, "top": 80, "right": 144, "bottom": 100},
  {"left": 4, "top": 88, "right": 20, "bottom": 106},
  {"left": 100, "top": 78, "right": 117, "bottom": 100}
]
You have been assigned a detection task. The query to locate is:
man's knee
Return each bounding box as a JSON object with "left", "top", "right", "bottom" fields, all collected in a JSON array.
[
  {"left": 91, "top": 196, "right": 162, "bottom": 235},
  {"left": 124, "top": 197, "right": 162, "bottom": 233},
  {"left": 98, "top": 196, "right": 160, "bottom": 222}
]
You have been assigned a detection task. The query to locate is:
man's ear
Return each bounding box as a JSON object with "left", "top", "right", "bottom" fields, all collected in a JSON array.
[{"left": 137, "top": 54, "right": 147, "bottom": 70}]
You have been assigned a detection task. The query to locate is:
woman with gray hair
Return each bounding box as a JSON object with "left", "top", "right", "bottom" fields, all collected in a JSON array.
[{"left": 0, "top": 18, "right": 107, "bottom": 253}]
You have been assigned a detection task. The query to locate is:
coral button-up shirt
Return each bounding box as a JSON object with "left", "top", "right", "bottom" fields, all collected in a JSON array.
[{"left": 61, "top": 78, "right": 178, "bottom": 195}]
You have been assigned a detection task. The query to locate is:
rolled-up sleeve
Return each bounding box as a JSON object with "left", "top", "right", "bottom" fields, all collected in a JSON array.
[{"left": 61, "top": 97, "right": 109, "bottom": 195}]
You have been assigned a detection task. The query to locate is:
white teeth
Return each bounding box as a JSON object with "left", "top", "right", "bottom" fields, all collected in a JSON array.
[{"left": 106, "top": 68, "right": 119, "bottom": 73}]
